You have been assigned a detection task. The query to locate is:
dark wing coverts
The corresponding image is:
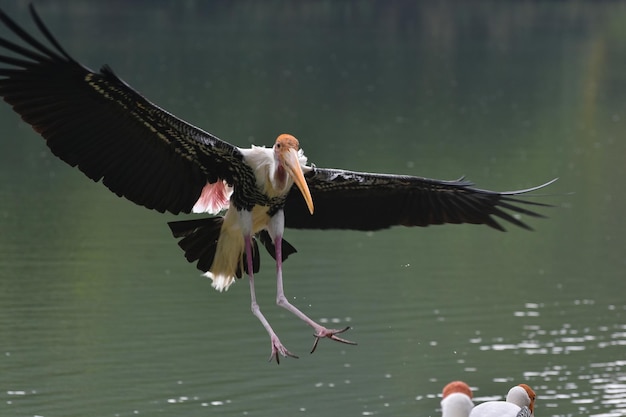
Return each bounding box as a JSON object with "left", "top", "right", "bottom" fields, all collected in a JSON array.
[
  {"left": 0, "top": 6, "right": 553, "bottom": 231},
  {"left": 0, "top": 5, "right": 242, "bottom": 214},
  {"left": 284, "top": 168, "right": 554, "bottom": 231}
]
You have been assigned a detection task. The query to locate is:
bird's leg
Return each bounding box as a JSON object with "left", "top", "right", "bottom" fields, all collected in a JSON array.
[
  {"left": 269, "top": 212, "right": 357, "bottom": 354},
  {"left": 239, "top": 211, "right": 297, "bottom": 364}
]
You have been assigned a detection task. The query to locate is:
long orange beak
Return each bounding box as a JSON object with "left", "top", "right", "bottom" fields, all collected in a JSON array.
[{"left": 282, "top": 147, "right": 314, "bottom": 215}]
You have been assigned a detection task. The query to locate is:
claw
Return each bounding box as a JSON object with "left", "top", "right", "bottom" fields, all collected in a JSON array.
[
  {"left": 269, "top": 338, "right": 299, "bottom": 364},
  {"left": 310, "top": 326, "right": 358, "bottom": 354}
]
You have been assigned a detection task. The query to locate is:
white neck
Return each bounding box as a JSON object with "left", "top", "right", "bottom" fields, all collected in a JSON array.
[
  {"left": 442, "top": 393, "right": 474, "bottom": 417},
  {"left": 506, "top": 386, "right": 530, "bottom": 409},
  {"left": 239, "top": 145, "right": 309, "bottom": 197}
]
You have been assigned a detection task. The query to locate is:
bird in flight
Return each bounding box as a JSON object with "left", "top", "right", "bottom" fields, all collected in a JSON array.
[{"left": 0, "top": 6, "right": 554, "bottom": 363}]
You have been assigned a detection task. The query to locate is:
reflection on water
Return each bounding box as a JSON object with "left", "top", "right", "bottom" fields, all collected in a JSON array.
[
  {"left": 1, "top": 1, "right": 625, "bottom": 417},
  {"left": 461, "top": 300, "right": 626, "bottom": 416}
]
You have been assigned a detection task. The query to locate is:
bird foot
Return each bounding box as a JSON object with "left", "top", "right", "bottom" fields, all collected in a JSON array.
[
  {"left": 310, "top": 326, "right": 357, "bottom": 354},
  {"left": 268, "top": 336, "right": 299, "bottom": 364}
]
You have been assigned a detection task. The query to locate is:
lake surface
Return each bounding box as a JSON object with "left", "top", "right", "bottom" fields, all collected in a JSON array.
[{"left": 1, "top": 2, "right": 625, "bottom": 416}]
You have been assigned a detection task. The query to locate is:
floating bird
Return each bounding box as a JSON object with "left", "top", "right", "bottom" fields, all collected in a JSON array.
[
  {"left": 470, "top": 384, "right": 536, "bottom": 417},
  {"left": 0, "top": 6, "right": 554, "bottom": 363},
  {"left": 441, "top": 381, "right": 475, "bottom": 417}
]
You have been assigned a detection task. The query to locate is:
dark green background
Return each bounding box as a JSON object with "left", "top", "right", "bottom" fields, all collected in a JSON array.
[{"left": 1, "top": 2, "right": 624, "bottom": 416}]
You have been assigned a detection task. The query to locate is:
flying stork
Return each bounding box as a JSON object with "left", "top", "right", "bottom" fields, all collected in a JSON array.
[{"left": 0, "top": 6, "right": 554, "bottom": 363}]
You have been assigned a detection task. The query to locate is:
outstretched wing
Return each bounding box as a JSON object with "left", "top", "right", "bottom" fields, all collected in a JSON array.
[
  {"left": 0, "top": 5, "right": 245, "bottom": 214},
  {"left": 284, "top": 167, "right": 555, "bottom": 231}
]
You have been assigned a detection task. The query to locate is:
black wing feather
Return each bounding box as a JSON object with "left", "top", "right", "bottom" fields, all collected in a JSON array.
[
  {"left": 0, "top": 5, "right": 243, "bottom": 214},
  {"left": 284, "top": 167, "right": 555, "bottom": 231}
]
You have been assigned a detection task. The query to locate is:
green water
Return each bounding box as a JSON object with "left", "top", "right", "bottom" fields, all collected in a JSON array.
[{"left": 1, "top": 2, "right": 625, "bottom": 416}]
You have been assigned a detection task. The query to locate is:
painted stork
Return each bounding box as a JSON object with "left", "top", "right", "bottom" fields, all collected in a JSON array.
[
  {"left": 0, "top": 6, "right": 555, "bottom": 363},
  {"left": 441, "top": 381, "right": 475, "bottom": 417},
  {"left": 470, "top": 384, "right": 536, "bottom": 417}
]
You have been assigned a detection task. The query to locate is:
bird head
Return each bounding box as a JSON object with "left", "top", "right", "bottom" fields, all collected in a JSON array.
[
  {"left": 442, "top": 381, "right": 473, "bottom": 399},
  {"left": 274, "top": 134, "right": 314, "bottom": 215},
  {"left": 518, "top": 384, "right": 536, "bottom": 415},
  {"left": 507, "top": 384, "right": 536, "bottom": 416}
]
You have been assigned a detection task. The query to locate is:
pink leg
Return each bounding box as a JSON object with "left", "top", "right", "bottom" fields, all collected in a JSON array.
[
  {"left": 245, "top": 235, "right": 297, "bottom": 363},
  {"left": 274, "top": 233, "right": 357, "bottom": 353}
]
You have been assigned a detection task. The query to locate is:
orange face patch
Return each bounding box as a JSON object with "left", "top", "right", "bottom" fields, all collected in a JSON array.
[{"left": 275, "top": 133, "right": 300, "bottom": 150}]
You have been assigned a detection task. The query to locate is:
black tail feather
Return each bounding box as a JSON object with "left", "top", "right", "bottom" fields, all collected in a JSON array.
[
  {"left": 167, "top": 217, "right": 298, "bottom": 276},
  {"left": 258, "top": 230, "right": 298, "bottom": 262},
  {"left": 168, "top": 217, "right": 223, "bottom": 273}
]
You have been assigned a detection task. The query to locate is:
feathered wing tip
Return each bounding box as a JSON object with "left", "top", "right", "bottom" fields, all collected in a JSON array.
[
  {"left": 0, "top": 4, "right": 74, "bottom": 65},
  {"left": 498, "top": 177, "right": 559, "bottom": 195},
  {"left": 26, "top": 4, "right": 75, "bottom": 62},
  {"left": 484, "top": 177, "right": 558, "bottom": 231}
]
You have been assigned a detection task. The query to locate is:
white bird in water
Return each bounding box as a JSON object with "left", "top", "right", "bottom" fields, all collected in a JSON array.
[
  {"left": 441, "top": 381, "right": 475, "bottom": 417},
  {"left": 469, "top": 384, "right": 536, "bottom": 417}
]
